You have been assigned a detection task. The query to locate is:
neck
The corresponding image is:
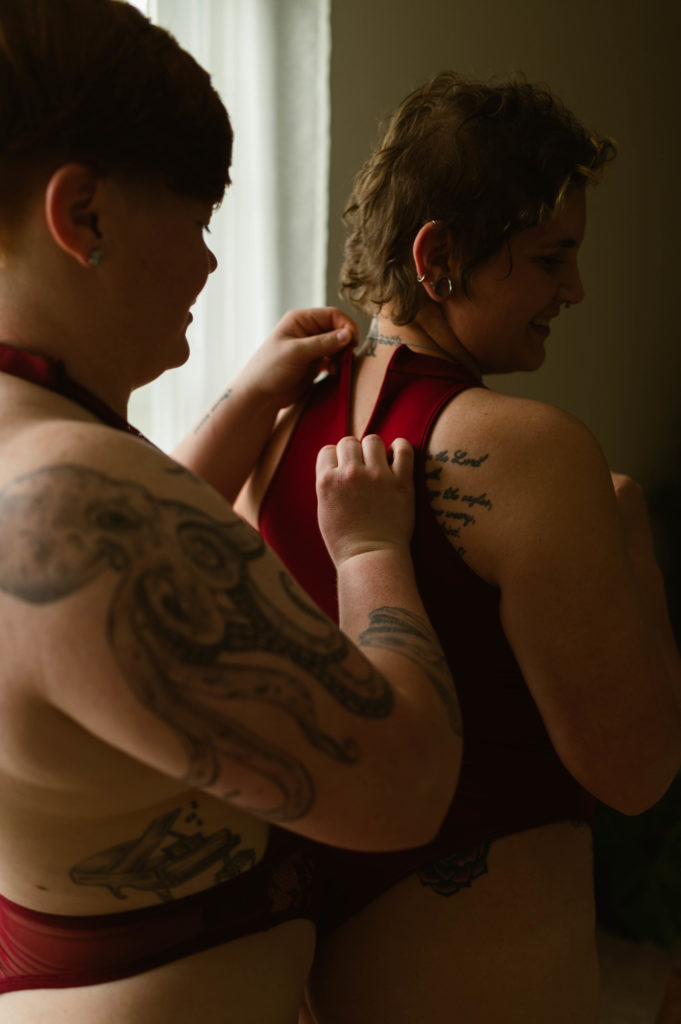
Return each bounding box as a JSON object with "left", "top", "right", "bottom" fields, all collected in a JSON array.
[
  {"left": 0, "top": 253, "right": 133, "bottom": 419},
  {"left": 0, "top": 341, "right": 147, "bottom": 441},
  {"left": 0, "top": 330, "right": 132, "bottom": 420},
  {"left": 371, "top": 310, "right": 483, "bottom": 382}
]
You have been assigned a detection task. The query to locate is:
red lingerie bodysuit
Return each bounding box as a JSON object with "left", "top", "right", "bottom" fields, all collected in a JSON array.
[
  {"left": 259, "top": 342, "right": 593, "bottom": 934},
  {"left": 0, "top": 342, "right": 317, "bottom": 992}
]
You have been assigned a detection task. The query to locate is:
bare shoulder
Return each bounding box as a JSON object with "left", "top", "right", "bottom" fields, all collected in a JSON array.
[
  {"left": 0, "top": 418, "right": 265, "bottom": 744},
  {"left": 432, "top": 386, "right": 599, "bottom": 459},
  {"left": 0, "top": 416, "right": 242, "bottom": 522},
  {"left": 426, "top": 388, "right": 610, "bottom": 584}
]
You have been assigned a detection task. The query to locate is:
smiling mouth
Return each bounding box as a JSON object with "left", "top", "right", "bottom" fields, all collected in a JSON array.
[{"left": 530, "top": 317, "right": 552, "bottom": 329}]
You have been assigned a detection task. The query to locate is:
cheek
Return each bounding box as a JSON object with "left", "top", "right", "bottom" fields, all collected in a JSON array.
[{"left": 187, "top": 240, "right": 213, "bottom": 284}]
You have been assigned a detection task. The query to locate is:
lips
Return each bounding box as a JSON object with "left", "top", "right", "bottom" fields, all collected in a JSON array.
[{"left": 530, "top": 308, "right": 561, "bottom": 330}]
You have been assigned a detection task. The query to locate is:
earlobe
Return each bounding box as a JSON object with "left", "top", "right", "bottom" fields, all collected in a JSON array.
[
  {"left": 44, "top": 164, "right": 103, "bottom": 269},
  {"left": 413, "top": 220, "right": 456, "bottom": 303}
]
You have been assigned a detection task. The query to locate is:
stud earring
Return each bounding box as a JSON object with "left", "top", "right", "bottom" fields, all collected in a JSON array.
[{"left": 88, "top": 247, "right": 104, "bottom": 268}]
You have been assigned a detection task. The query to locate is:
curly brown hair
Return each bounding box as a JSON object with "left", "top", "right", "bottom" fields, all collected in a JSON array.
[
  {"left": 341, "top": 71, "right": 616, "bottom": 325},
  {"left": 0, "top": 0, "right": 232, "bottom": 230}
]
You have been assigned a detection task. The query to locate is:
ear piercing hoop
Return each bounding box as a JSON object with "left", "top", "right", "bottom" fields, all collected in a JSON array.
[{"left": 416, "top": 220, "right": 452, "bottom": 296}]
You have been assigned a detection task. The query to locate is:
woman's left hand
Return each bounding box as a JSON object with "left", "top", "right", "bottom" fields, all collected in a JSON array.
[{"left": 235, "top": 307, "right": 358, "bottom": 409}]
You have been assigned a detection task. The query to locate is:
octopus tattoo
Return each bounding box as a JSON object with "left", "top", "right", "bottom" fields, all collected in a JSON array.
[{"left": 0, "top": 463, "right": 426, "bottom": 822}]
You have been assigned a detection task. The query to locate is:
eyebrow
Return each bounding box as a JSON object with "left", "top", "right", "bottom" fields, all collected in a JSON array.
[{"left": 542, "top": 238, "right": 579, "bottom": 249}]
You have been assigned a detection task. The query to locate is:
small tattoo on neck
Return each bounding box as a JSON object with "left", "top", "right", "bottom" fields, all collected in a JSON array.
[{"left": 364, "top": 321, "right": 404, "bottom": 357}]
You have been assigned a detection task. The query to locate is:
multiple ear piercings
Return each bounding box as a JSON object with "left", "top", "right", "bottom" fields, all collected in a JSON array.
[
  {"left": 417, "top": 271, "right": 454, "bottom": 298},
  {"left": 416, "top": 218, "right": 575, "bottom": 308},
  {"left": 416, "top": 219, "right": 454, "bottom": 298}
]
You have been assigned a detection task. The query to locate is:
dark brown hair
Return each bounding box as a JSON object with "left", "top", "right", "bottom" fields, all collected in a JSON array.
[
  {"left": 0, "top": 0, "right": 232, "bottom": 227},
  {"left": 341, "top": 71, "right": 616, "bottom": 324}
]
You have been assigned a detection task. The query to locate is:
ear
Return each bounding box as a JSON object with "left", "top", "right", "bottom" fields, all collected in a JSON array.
[
  {"left": 44, "top": 164, "right": 103, "bottom": 268},
  {"left": 413, "top": 220, "right": 457, "bottom": 303}
]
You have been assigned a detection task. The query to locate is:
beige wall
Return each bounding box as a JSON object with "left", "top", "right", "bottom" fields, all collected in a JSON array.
[{"left": 327, "top": 0, "right": 681, "bottom": 491}]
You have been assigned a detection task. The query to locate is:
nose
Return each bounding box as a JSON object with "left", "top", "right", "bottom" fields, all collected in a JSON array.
[
  {"left": 207, "top": 247, "right": 218, "bottom": 274},
  {"left": 559, "top": 261, "right": 584, "bottom": 306}
]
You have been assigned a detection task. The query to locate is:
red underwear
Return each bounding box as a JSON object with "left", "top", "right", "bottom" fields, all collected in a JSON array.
[{"left": 0, "top": 828, "right": 316, "bottom": 993}]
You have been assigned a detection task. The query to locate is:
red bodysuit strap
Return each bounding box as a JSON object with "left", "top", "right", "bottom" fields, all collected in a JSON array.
[
  {"left": 258, "top": 344, "right": 482, "bottom": 622},
  {"left": 362, "top": 344, "right": 482, "bottom": 458},
  {"left": 0, "top": 341, "right": 152, "bottom": 443}
]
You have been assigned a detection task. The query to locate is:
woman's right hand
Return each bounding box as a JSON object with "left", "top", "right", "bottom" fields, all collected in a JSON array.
[{"left": 316, "top": 435, "right": 415, "bottom": 569}]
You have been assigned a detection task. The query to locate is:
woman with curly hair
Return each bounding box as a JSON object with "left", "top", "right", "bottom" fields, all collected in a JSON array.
[{"left": 236, "top": 72, "right": 681, "bottom": 1022}]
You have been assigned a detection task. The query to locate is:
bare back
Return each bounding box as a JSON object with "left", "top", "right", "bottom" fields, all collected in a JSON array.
[
  {"left": 0, "top": 335, "right": 466, "bottom": 1022},
  {"left": 0, "top": 378, "right": 317, "bottom": 1022}
]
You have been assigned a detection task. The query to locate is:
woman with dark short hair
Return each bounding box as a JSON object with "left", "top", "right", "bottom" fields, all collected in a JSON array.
[{"left": 0, "top": 6, "right": 463, "bottom": 1021}]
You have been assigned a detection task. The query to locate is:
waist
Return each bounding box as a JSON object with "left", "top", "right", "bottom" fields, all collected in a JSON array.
[{"left": 0, "top": 827, "right": 318, "bottom": 994}]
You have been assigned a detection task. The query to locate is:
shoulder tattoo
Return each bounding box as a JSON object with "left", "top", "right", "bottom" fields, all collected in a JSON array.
[
  {"left": 0, "top": 463, "right": 402, "bottom": 823},
  {"left": 425, "top": 448, "right": 492, "bottom": 558}
]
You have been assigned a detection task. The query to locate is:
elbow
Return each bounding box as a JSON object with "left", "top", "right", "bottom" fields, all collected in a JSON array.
[
  {"left": 317, "top": 714, "right": 463, "bottom": 853},
  {"left": 607, "top": 762, "right": 681, "bottom": 816},
  {"left": 577, "top": 743, "right": 681, "bottom": 817},
  {"left": 370, "top": 738, "right": 463, "bottom": 851},
  {"left": 392, "top": 694, "right": 464, "bottom": 848},
  {"left": 414, "top": 742, "right": 462, "bottom": 844},
  {"left": 604, "top": 786, "right": 672, "bottom": 817}
]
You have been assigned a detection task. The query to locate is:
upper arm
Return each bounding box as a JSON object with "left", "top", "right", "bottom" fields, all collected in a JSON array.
[
  {"left": 429, "top": 396, "right": 681, "bottom": 812},
  {"left": 0, "top": 431, "right": 457, "bottom": 850}
]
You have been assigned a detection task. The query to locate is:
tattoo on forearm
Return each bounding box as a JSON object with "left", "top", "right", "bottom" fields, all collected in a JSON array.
[
  {"left": 418, "top": 842, "right": 490, "bottom": 896},
  {"left": 70, "top": 802, "right": 256, "bottom": 903},
  {"left": 425, "top": 449, "right": 492, "bottom": 558},
  {"left": 193, "top": 389, "right": 233, "bottom": 434},
  {"left": 0, "top": 463, "right": 398, "bottom": 823},
  {"left": 358, "top": 607, "right": 462, "bottom": 737}
]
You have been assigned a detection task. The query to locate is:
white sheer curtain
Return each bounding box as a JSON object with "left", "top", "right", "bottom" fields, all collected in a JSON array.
[{"left": 127, "top": 0, "right": 331, "bottom": 452}]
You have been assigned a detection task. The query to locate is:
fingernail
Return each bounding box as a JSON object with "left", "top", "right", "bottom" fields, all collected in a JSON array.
[{"left": 336, "top": 327, "right": 351, "bottom": 343}]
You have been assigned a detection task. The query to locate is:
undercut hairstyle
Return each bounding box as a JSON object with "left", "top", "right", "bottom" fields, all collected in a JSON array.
[
  {"left": 0, "top": 0, "right": 232, "bottom": 231},
  {"left": 341, "top": 71, "right": 617, "bottom": 325}
]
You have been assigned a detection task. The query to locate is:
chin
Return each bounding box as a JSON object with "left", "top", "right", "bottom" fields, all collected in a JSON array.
[
  {"left": 517, "top": 343, "right": 547, "bottom": 373},
  {"left": 167, "top": 334, "right": 191, "bottom": 370},
  {"left": 528, "top": 348, "right": 547, "bottom": 371}
]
